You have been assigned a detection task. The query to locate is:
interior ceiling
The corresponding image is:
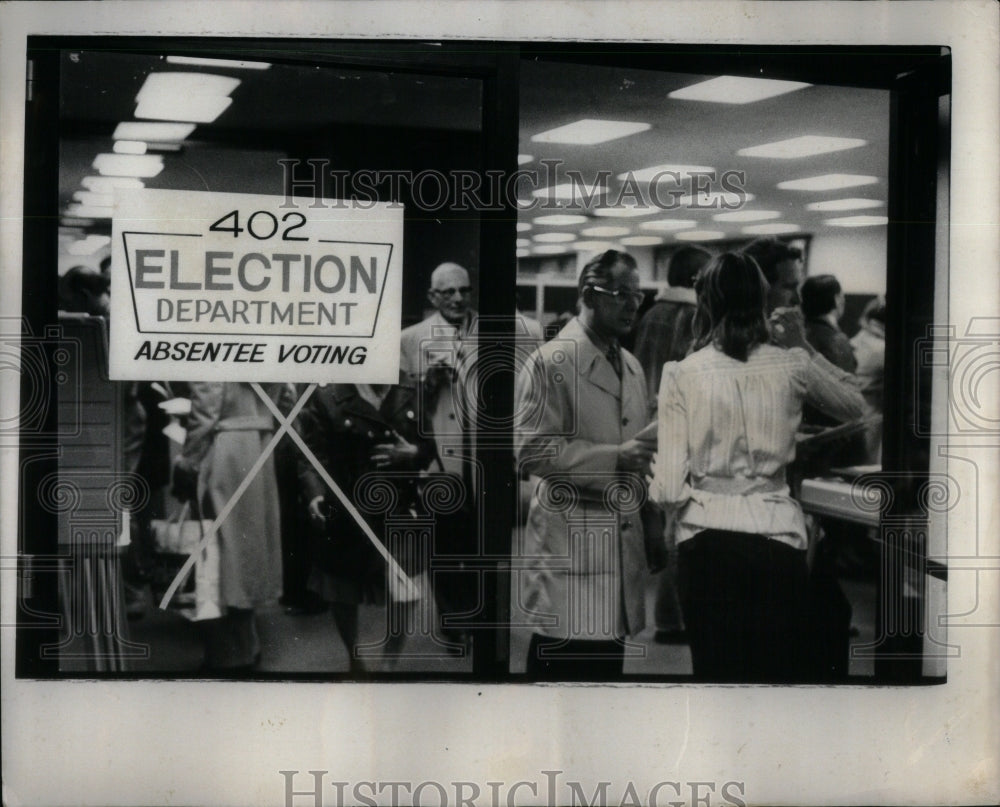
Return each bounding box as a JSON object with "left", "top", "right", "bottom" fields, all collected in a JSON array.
[
  {"left": 57, "top": 48, "right": 889, "bottom": 248},
  {"left": 517, "top": 59, "right": 889, "bottom": 248},
  {"left": 57, "top": 49, "right": 483, "bottom": 227}
]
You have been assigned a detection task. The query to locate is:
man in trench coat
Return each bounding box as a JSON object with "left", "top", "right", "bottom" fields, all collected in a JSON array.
[
  {"left": 399, "top": 262, "right": 479, "bottom": 649},
  {"left": 514, "top": 250, "right": 656, "bottom": 679}
]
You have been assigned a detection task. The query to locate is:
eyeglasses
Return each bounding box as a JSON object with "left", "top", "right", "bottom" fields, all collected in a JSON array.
[
  {"left": 590, "top": 285, "right": 645, "bottom": 305},
  {"left": 432, "top": 286, "right": 472, "bottom": 298}
]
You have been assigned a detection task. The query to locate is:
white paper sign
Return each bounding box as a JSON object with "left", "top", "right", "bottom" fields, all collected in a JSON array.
[{"left": 109, "top": 188, "right": 403, "bottom": 383}]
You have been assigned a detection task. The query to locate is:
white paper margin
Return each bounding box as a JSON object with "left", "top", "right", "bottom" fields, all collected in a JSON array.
[{"left": 1, "top": 2, "right": 997, "bottom": 806}]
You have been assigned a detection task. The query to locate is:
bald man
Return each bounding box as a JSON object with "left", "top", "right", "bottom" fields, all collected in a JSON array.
[
  {"left": 400, "top": 263, "right": 476, "bottom": 476},
  {"left": 399, "top": 262, "right": 479, "bottom": 650}
]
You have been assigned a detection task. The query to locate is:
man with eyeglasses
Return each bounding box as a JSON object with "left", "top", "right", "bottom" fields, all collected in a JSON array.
[
  {"left": 401, "top": 262, "right": 477, "bottom": 475},
  {"left": 399, "top": 262, "right": 479, "bottom": 653},
  {"left": 514, "top": 249, "right": 656, "bottom": 679}
]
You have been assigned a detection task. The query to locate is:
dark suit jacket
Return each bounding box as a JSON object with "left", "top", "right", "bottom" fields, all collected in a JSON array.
[
  {"left": 296, "top": 383, "right": 435, "bottom": 577},
  {"left": 805, "top": 317, "right": 857, "bottom": 373}
]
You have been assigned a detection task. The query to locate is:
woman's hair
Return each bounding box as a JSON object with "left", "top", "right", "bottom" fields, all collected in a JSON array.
[
  {"left": 800, "top": 274, "right": 842, "bottom": 319},
  {"left": 692, "top": 252, "right": 770, "bottom": 362},
  {"left": 577, "top": 249, "right": 637, "bottom": 305}
]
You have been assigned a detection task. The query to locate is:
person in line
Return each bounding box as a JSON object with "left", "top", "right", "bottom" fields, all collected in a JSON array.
[
  {"left": 652, "top": 252, "right": 864, "bottom": 682},
  {"left": 631, "top": 244, "right": 712, "bottom": 645},
  {"left": 741, "top": 237, "right": 804, "bottom": 314},
  {"left": 797, "top": 273, "right": 866, "bottom": 473},
  {"left": 58, "top": 265, "right": 110, "bottom": 318},
  {"left": 632, "top": 245, "right": 713, "bottom": 403},
  {"left": 800, "top": 274, "right": 857, "bottom": 373},
  {"left": 399, "top": 262, "right": 480, "bottom": 651},
  {"left": 796, "top": 276, "right": 868, "bottom": 679},
  {"left": 172, "top": 382, "right": 284, "bottom": 673},
  {"left": 515, "top": 249, "right": 654, "bottom": 679},
  {"left": 297, "top": 377, "right": 437, "bottom": 672},
  {"left": 850, "top": 296, "right": 887, "bottom": 465}
]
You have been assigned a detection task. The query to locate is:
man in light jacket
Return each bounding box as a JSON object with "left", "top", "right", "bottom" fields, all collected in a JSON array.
[
  {"left": 514, "top": 250, "right": 655, "bottom": 679},
  {"left": 399, "top": 262, "right": 479, "bottom": 651}
]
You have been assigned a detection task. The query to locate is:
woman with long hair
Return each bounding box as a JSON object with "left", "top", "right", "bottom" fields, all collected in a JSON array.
[{"left": 652, "top": 252, "right": 864, "bottom": 681}]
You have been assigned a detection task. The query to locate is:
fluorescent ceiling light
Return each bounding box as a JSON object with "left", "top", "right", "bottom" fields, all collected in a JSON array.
[
  {"left": 113, "top": 140, "right": 147, "bottom": 155},
  {"left": 73, "top": 191, "right": 114, "bottom": 206},
  {"left": 592, "top": 203, "right": 658, "bottom": 218},
  {"left": 135, "top": 72, "right": 240, "bottom": 123},
  {"left": 639, "top": 219, "right": 698, "bottom": 232},
  {"left": 66, "top": 204, "right": 114, "bottom": 219},
  {"left": 581, "top": 225, "right": 631, "bottom": 237},
  {"left": 777, "top": 174, "right": 878, "bottom": 192},
  {"left": 516, "top": 238, "right": 532, "bottom": 248},
  {"left": 516, "top": 248, "right": 531, "bottom": 258},
  {"left": 531, "top": 118, "right": 651, "bottom": 145},
  {"left": 533, "top": 244, "right": 572, "bottom": 255},
  {"left": 675, "top": 191, "right": 755, "bottom": 208},
  {"left": 572, "top": 241, "right": 615, "bottom": 252},
  {"left": 674, "top": 230, "right": 727, "bottom": 241},
  {"left": 617, "top": 164, "right": 715, "bottom": 182},
  {"left": 136, "top": 94, "right": 233, "bottom": 123},
  {"left": 516, "top": 222, "right": 532, "bottom": 232},
  {"left": 113, "top": 122, "right": 195, "bottom": 141},
  {"left": 166, "top": 55, "right": 271, "bottom": 69},
  {"left": 531, "top": 182, "right": 606, "bottom": 201},
  {"left": 806, "top": 197, "right": 885, "bottom": 212},
  {"left": 81, "top": 176, "right": 145, "bottom": 193},
  {"left": 742, "top": 223, "right": 801, "bottom": 235},
  {"left": 669, "top": 76, "right": 810, "bottom": 104},
  {"left": 93, "top": 153, "right": 164, "bottom": 178},
  {"left": 825, "top": 215, "right": 889, "bottom": 227},
  {"left": 620, "top": 236, "right": 663, "bottom": 246},
  {"left": 518, "top": 154, "right": 534, "bottom": 165},
  {"left": 738, "top": 135, "right": 867, "bottom": 159},
  {"left": 713, "top": 210, "right": 781, "bottom": 222},
  {"left": 533, "top": 232, "right": 577, "bottom": 243},
  {"left": 137, "top": 72, "right": 241, "bottom": 100},
  {"left": 534, "top": 214, "right": 589, "bottom": 226}
]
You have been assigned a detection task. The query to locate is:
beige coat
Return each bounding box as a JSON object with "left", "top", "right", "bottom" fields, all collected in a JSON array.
[
  {"left": 400, "top": 311, "right": 477, "bottom": 479},
  {"left": 177, "top": 382, "right": 283, "bottom": 610},
  {"left": 514, "top": 317, "right": 652, "bottom": 640}
]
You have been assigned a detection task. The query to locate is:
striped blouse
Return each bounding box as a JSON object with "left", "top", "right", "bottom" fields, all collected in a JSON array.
[{"left": 651, "top": 344, "right": 864, "bottom": 550}]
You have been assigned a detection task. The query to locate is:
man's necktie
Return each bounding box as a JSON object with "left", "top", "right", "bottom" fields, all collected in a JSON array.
[{"left": 606, "top": 343, "right": 622, "bottom": 379}]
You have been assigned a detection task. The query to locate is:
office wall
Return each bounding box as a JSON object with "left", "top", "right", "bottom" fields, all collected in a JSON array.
[{"left": 808, "top": 226, "right": 887, "bottom": 295}]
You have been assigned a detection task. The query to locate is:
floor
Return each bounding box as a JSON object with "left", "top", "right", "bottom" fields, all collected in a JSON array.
[{"left": 61, "top": 570, "right": 876, "bottom": 680}]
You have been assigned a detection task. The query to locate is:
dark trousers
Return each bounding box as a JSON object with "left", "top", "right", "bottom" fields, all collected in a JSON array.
[
  {"left": 430, "top": 507, "right": 480, "bottom": 640},
  {"left": 679, "top": 529, "right": 810, "bottom": 682},
  {"left": 525, "top": 633, "right": 626, "bottom": 680},
  {"left": 275, "top": 437, "right": 311, "bottom": 606}
]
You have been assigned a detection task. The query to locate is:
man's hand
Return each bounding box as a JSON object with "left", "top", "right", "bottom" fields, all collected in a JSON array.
[
  {"left": 769, "top": 307, "right": 813, "bottom": 353},
  {"left": 372, "top": 433, "right": 419, "bottom": 469},
  {"left": 617, "top": 437, "right": 655, "bottom": 475},
  {"left": 423, "top": 362, "right": 453, "bottom": 399}
]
